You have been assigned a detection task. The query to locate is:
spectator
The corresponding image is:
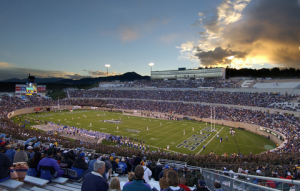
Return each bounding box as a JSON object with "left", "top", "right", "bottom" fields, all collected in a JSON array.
[
  {"left": 160, "top": 165, "right": 171, "bottom": 180},
  {"left": 5, "top": 144, "right": 16, "bottom": 161},
  {"left": 155, "top": 163, "right": 163, "bottom": 181},
  {"left": 104, "top": 156, "right": 112, "bottom": 180},
  {"left": 142, "top": 161, "right": 152, "bottom": 185},
  {"left": 179, "top": 177, "right": 191, "bottom": 191},
  {"left": 133, "top": 154, "right": 142, "bottom": 172},
  {"left": 14, "top": 145, "right": 28, "bottom": 163},
  {"left": 81, "top": 161, "right": 109, "bottom": 191},
  {"left": 0, "top": 152, "right": 13, "bottom": 182},
  {"left": 26, "top": 146, "right": 33, "bottom": 159},
  {"left": 122, "top": 165, "right": 151, "bottom": 191},
  {"left": 28, "top": 151, "right": 42, "bottom": 174},
  {"left": 109, "top": 177, "right": 121, "bottom": 191},
  {"left": 37, "top": 149, "right": 64, "bottom": 178},
  {"left": 123, "top": 172, "right": 135, "bottom": 187},
  {"left": 159, "top": 169, "right": 169, "bottom": 190},
  {"left": 118, "top": 157, "right": 128, "bottom": 175},
  {"left": 214, "top": 182, "right": 223, "bottom": 191},
  {"left": 88, "top": 154, "right": 99, "bottom": 171},
  {"left": 59, "top": 151, "right": 73, "bottom": 169},
  {"left": 162, "top": 170, "right": 185, "bottom": 191},
  {"left": 72, "top": 152, "right": 90, "bottom": 179},
  {"left": 193, "top": 180, "right": 209, "bottom": 191}
]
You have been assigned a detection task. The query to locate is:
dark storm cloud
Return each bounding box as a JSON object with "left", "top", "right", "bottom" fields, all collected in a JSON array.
[
  {"left": 195, "top": 47, "right": 247, "bottom": 66},
  {"left": 222, "top": 0, "right": 300, "bottom": 67}
]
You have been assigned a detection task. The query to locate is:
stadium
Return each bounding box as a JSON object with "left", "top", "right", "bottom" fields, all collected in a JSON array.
[
  {"left": 1, "top": 72, "right": 300, "bottom": 191},
  {"left": 1, "top": 0, "right": 300, "bottom": 190}
]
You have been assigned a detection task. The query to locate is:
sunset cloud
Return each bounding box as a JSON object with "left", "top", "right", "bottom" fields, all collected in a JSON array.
[{"left": 177, "top": 0, "right": 300, "bottom": 68}]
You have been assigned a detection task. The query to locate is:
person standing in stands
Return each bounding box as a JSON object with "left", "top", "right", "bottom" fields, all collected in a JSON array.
[
  {"left": 14, "top": 145, "right": 28, "bottom": 163},
  {"left": 179, "top": 177, "right": 191, "bottom": 191},
  {"left": 122, "top": 165, "right": 151, "bottom": 191},
  {"left": 142, "top": 160, "right": 152, "bottom": 185},
  {"left": 81, "top": 161, "right": 109, "bottom": 191},
  {"left": 88, "top": 154, "right": 99, "bottom": 171},
  {"left": 0, "top": 152, "right": 13, "bottom": 182},
  {"left": 162, "top": 170, "right": 185, "bottom": 191},
  {"left": 132, "top": 154, "right": 142, "bottom": 172}
]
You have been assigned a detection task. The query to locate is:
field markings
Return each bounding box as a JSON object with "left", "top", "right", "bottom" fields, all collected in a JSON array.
[
  {"left": 213, "top": 132, "right": 229, "bottom": 153},
  {"left": 137, "top": 123, "right": 177, "bottom": 139},
  {"left": 196, "top": 127, "right": 224, "bottom": 155},
  {"left": 162, "top": 126, "right": 208, "bottom": 153},
  {"left": 153, "top": 125, "right": 206, "bottom": 148},
  {"left": 147, "top": 145, "right": 177, "bottom": 153}
]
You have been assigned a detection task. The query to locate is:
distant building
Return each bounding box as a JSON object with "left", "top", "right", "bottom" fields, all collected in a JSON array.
[{"left": 151, "top": 68, "right": 226, "bottom": 80}]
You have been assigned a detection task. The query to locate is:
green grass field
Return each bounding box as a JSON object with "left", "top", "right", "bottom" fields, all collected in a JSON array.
[{"left": 18, "top": 110, "right": 276, "bottom": 155}]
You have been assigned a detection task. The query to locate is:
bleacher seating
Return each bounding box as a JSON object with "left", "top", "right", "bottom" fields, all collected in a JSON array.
[
  {"left": 253, "top": 82, "right": 300, "bottom": 89},
  {"left": 0, "top": 175, "right": 82, "bottom": 191}
]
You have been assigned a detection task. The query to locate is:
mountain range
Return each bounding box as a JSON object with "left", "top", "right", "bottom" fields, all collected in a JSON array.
[{"left": 0, "top": 72, "right": 150, "bottom": 84}]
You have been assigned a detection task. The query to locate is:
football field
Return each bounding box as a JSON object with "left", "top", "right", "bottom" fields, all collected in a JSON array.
[{"left": 19, "top": 110, "right": 276, "bottom": 155}]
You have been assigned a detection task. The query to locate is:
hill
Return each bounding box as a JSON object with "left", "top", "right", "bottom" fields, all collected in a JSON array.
[{"left": 0, "top": 72, "right": 150, "bottom": 85}]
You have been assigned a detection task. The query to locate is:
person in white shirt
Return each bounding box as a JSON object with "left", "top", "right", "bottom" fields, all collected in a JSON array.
[{"left": 142, "top": 163, "right": 152, "bottom": 185}]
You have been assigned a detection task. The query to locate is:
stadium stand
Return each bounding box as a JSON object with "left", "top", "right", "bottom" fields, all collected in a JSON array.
[
  {"left": 1, "top": 81, "right": 300, "bottom": 190},
  {"left": 253, "top": 82, "right": 300, "bottom": 89},
  {"left": 69, "top": 89, "right": 297, "bottom": 109}
]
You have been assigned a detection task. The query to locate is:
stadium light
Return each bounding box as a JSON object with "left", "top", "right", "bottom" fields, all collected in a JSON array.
[
  {"left": 149, "top": 63, "right": 154, "bottom": 77},
  {"left": 105, "top": 64, "right": 110, "bottom": 77}
]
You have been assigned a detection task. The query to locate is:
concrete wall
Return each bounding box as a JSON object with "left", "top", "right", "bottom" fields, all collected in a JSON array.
[
  {"left": 90, "top": 87, "right": 300, "bottom": 94},
  {"left": 7, "top": 105, "right": 74, "bottom": 118}
]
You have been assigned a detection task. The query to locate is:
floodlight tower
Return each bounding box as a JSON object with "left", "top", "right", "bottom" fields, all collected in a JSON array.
[
  {"left": 105, "top": 64, "right": 110, "bottom": 77},
  {"left": 149, "top": 63, "right": 154, "bottom": 78}
]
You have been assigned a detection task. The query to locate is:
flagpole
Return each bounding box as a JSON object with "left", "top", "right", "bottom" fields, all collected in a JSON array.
[
  {"left": 211, "top": 107, "right": 212, "bottom": 132},
  {"left": 214, "top": 107, "right": 216, "bottom": 131}
]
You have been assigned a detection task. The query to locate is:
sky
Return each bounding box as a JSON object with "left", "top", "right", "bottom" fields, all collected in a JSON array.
[{"left": 0, "top": 0, "right": 300, "bottom": 80}]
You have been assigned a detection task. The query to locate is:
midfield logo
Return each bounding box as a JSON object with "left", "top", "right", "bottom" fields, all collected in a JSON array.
[{"left": 176, "top": 134, "right": 210, "bottom": 151}]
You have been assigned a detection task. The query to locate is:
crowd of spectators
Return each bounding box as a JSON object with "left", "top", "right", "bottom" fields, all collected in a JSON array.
[
  {"left": 1, "top": 94, "right": 300, "bottom": 190},
  {"left": 122, "top": 79, "right": 240, "bottom": 89},
  {"left": 69, "top": 90, "right": 297, "bottom": 108}
]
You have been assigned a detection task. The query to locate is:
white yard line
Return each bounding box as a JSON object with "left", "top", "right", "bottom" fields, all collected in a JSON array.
[
  {"left": 147, "top": 145, "right": 177, "bottom": 153},
  {"left": 196, "top": 127, "right": 224, "bottom": 155}
]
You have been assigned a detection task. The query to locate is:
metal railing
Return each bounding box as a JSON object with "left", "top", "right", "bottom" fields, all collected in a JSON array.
[{"left": 202, "top": 168, "right": 300, "bottom": 191}]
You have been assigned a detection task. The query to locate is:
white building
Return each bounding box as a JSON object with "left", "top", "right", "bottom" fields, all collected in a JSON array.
[{"left": 151, "top": 68, "right": 226, "bottom": 80}]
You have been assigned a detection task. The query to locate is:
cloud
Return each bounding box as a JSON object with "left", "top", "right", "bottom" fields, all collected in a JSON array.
[
  {"left": 115, "top": 18, "right": 168, "bottom": 42},
  {"left": 0, "top": 62, "right": 118, "bottom": 81},
  {"left": 175, "top": 41, "right": 198, "bottom": 60},
  {"left": 221, "top": 0, "right": 300, "bottom": 67},
  {"left": 178, "top": 0, "right": 300, "bottom": 68},
  {"left": 0, "top": 62, "right": 15, "bottom": 68},
  {"left": 195, "top": 47, "right": 247, "bottom": 66},
  {"left": 159, "top": 33, "right": 180, "bottom": 43},
  {"left": 0, "top": 65, "right": 82, "bottom": 81},
  {"left": 86, "top": 70, "right": 122, "bottom": 77},
  {"left": 118, "top": 26, "right": 139, "bottom": 42}
]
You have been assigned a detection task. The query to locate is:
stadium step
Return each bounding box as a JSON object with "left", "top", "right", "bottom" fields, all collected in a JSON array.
[
  {"left": 54, "top": 184, "right": 81, "bottom": 191},
  {"left": 0, "top": 179, "right": 24, "bottom": 190},
  {"left": 24, "top": 176, "right": 49, "bottom": 187},
  {"left": 29, "top": 186, "right": 49, "bottom": 191}
]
